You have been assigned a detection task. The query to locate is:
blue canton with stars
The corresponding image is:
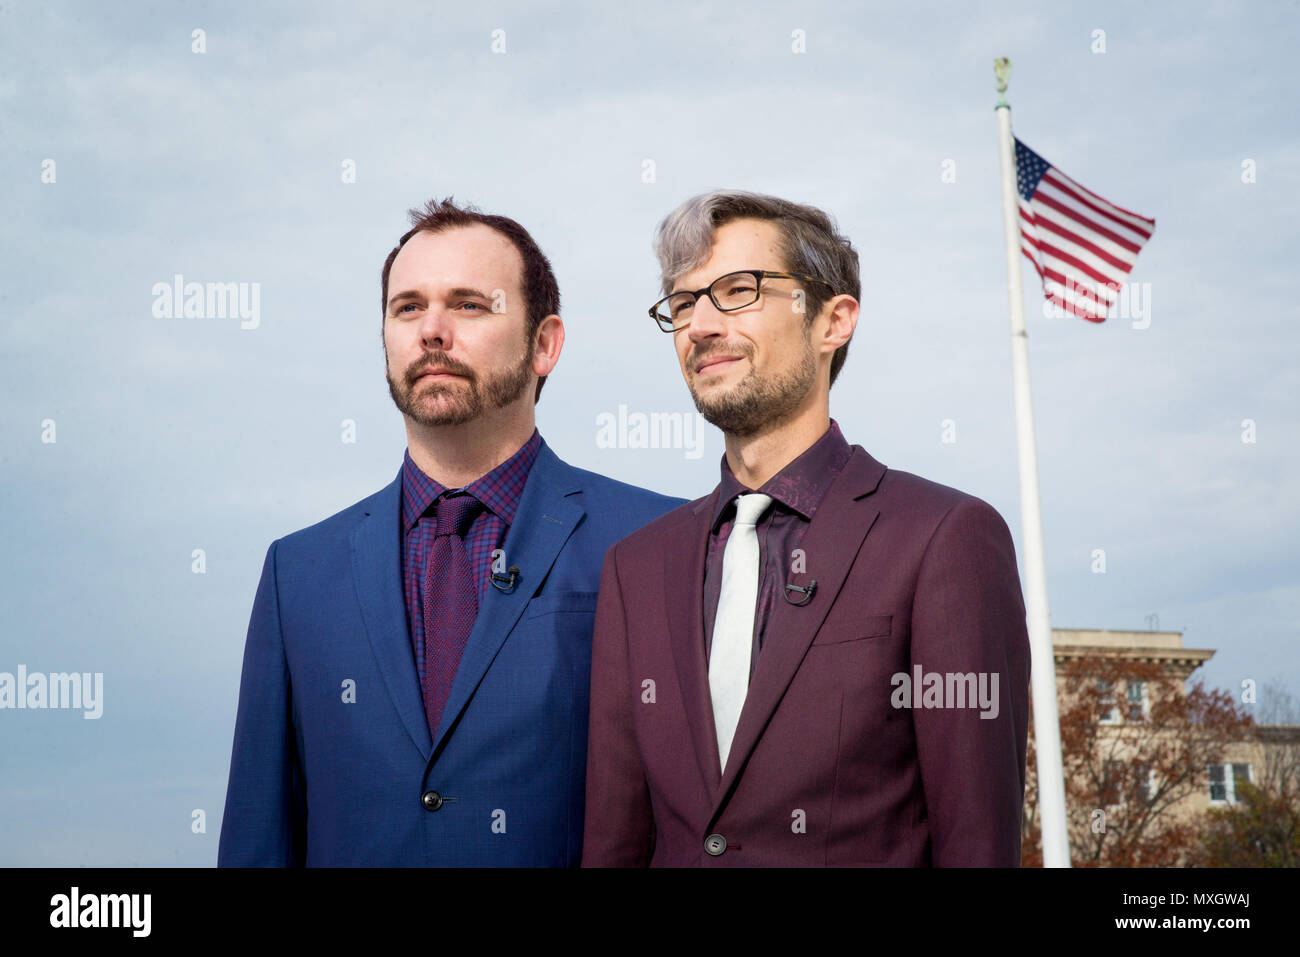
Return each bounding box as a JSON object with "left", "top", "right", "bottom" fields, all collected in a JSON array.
[{"left": 1014, "top": 138, "right": 1051, "bottom": 200}]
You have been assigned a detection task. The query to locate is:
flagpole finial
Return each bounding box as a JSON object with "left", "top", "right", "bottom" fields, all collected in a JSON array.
[{"left": 994, "top": 57, "right": 1012, "bottom": 108}]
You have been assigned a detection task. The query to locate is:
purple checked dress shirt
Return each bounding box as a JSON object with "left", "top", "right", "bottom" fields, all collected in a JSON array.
[{"left": 400, "top": 429, "right": 542, "bottom": 698}]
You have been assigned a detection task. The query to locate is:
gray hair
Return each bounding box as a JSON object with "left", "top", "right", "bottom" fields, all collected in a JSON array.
[{"left": 652, "top": 190, "right": 860, "bottom": 386}]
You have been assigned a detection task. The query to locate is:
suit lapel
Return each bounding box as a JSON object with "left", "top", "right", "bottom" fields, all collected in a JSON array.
[
  {"left": 352, "top": 472, "right": 432, "bottom": 759},
  {"left": 663, "top": 488, "right": 725, "bottom": 793},
  {"left": 711, "top": 447, "right": 888, "bottom": 814},
  {"left": 429, "top": 442, "right": 585, "bottom": 758}
]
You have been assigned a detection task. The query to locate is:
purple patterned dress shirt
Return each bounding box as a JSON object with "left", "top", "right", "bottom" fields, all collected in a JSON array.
[{"left": 400, "top": 429, "right": 542, "bottom": 691}]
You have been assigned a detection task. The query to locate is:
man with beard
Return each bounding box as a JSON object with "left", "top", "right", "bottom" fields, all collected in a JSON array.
[
  {"left": 218, "top": 198, "right": 682, "bottom": 866},
  {"left": 582, "top": 191, "right": 1031, "bottom": 866}
]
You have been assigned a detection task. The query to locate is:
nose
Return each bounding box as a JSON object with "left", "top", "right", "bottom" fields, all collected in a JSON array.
[
  {"left": 685, "top": 293, "right": 728, "bottom": 344},
  {"left": 418, "top": 302, "right": 455, "bottom": 352}
]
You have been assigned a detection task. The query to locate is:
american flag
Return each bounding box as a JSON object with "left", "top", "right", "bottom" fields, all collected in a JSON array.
[{"left": 1015, "top": 138, "right": 1155, "bottom": 322}]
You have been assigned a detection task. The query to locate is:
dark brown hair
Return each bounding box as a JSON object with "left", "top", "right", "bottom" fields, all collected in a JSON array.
[{"left": 381, "top": 197, "right": 560, "bottom": 401}]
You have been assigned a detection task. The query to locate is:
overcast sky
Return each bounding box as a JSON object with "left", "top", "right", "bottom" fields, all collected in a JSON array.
[{"left": 2, "top": 0, "right": 1296, "bottom": 865}]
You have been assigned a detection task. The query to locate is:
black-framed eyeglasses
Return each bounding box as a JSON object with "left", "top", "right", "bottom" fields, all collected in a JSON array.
[{"left": 648, "top": 269, "right": 836, "bottom": 332}]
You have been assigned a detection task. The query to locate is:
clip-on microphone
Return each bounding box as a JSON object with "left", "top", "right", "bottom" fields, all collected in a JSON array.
[
  {"left": 783, "top": 580, "right": 817, "bottom": 606},
  {"left": 490, "top": 566, "right": 521, "bottom": 593}
]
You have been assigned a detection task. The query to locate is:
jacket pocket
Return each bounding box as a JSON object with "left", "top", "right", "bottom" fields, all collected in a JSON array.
[
  {"left": 811, "top": 614, "right": 892, "bottom": 645},
  {"left": 523, "top": 591, "right": 600, "bottom": 620}
]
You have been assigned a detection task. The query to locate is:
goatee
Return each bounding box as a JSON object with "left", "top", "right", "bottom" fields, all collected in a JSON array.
[
  {"left": 387, "top": 342, "right": 533, "bottom": 427},
  {"left": 687, "top": 334, "right": 817, "bottom": 437}
]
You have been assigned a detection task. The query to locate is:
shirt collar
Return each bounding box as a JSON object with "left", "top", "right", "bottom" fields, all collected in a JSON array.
[
  {"left": 401, "top": 428, "right": 543, "bottom": 532},
  {"left": 710, "top": 418, "right": 852, "bottom": 531}
]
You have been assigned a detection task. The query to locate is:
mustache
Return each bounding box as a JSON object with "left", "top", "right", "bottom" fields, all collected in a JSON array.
[
  {"left": 407, "top": 352, "right": 476, "bottom": 385},
  {"left": 689, "top": 342, "right": 752, "bottom": 369}
]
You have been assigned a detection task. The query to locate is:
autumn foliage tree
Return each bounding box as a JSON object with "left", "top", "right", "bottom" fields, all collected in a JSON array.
[
  {"left": 1020, "top": 656, "right": 1253, "bottom": 867},
  {"left": 1192, "top": 777, "right": 1300, "bottom": 866},
  {"left": 1189, "top": 685, "right": 1300, "bottom": 866}
]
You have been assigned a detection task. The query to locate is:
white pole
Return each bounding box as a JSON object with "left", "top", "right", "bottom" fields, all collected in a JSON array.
[{"left": 992, "top": 57, "right": 1071, "bottom": 868}]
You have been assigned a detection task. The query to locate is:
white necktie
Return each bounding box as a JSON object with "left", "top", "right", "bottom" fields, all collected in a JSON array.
[{"left": 709, "top": 492, "right": 774, "bottom": 772}]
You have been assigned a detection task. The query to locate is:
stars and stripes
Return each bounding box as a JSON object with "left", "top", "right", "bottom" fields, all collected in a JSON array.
[{"left": 1015, "top": 137, "right": 1155, "bottom": 322}]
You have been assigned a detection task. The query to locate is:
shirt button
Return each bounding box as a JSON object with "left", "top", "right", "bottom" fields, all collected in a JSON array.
[
  {"left": 704, "top": 833, "right": 727, "bottom": 856},
  {"left": 421, "top": 790, "right": 443, "bottom": 812}
]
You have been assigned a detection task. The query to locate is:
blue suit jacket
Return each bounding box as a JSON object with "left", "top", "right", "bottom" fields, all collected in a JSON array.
[{"left": 217, "top": 439, "right": 684, "bottom": 866}]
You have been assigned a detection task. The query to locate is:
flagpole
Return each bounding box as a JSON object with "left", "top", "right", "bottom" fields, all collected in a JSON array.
[{"left": 993, "top": 57, "right": 1071, "bottom": 868}]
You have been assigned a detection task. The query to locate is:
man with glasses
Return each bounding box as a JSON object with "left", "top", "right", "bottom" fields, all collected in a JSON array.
[{"left": 582, "top": 190, "right": 1031, "bottom": 866}]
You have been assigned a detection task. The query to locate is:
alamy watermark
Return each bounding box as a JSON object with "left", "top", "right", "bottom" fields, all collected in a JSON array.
[
  {"left": 1043, "top": 277, "right": 1152, "bottom": 329},
  {"left": 1, "top": 666, "right": 103, "bottom": 719},
  {"left": 151, "top": 274, "right": 260, "bottom": 329},
  {"left": 595, "top": 404, "right": 706, "bottom": 460},
  {"left": 890, "top": 665, "right": 999, "bottom": 719}
]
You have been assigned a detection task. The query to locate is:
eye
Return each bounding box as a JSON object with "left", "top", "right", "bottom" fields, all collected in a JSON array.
[
  {"left": 458, "top": 301, "right": 487, "bottom": 312},
  {"left": 397, "top": 303, "right": 420, "bottom": 314}
]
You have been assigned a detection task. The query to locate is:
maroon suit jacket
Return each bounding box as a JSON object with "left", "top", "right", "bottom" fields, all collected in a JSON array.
[{"left": 582, "top": 445, "right": 1031, "bottom": 866}]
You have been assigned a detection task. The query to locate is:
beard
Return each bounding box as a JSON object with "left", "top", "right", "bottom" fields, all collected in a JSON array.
[
  {"left": 686, "top": 327, "right": 817, "bottom": 437},
  {"left": 387, "top": 338, "right": 534, "bottom": 427}
]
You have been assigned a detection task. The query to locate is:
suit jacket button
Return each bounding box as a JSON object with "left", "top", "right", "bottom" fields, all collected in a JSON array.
[
  {"left": 704, "top": 833, "right": 727, "bottom": 856},
  {"left": 421, "top": 790, "right": 443, "bottom": 812}
]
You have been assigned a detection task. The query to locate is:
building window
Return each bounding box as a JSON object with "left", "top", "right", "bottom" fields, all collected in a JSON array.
[
  {"left": 1133, "top": 760, "right": 1152, "bottom": 804},
  {"left": 1208, "top": 763, "right": 1252, "bottom": 804},
  {"left": 1100, "top": 759, "right": 1154, "bottom": 807},
  {"left": 1126, "top": 681, "right": 1149, "bottom": 722},
  {"left": 1098, "top": 679, "right": 1119, "bottom": 724}
]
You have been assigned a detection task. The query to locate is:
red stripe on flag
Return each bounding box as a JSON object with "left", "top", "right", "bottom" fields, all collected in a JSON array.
[
  {"left": 1023, "top": 231, "right": 1118, "bottom": 289},
  {"left": 1020, "top": 247, "right": 1112, "bottom": 317},
  {"left": 1029, "top": 211, "right": 1133, "bottom": 272},
  {"left": 1032, "top": 190, "right": 1144, "bottom": 255},
  {"left": 1045, "top": 292, "right": 1108, "bottom": 323},
  {"left": 1043, "top": 169, "right": 1155, "bottom": 235}
]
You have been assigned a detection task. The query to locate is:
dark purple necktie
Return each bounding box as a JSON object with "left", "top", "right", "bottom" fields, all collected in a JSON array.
[{"left": 422, "top": 492, "right": 483, "bottom": 737}]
